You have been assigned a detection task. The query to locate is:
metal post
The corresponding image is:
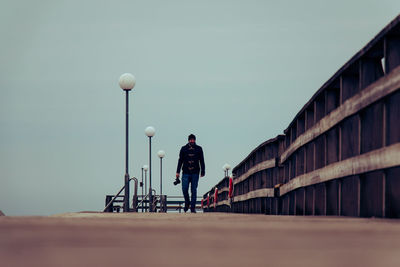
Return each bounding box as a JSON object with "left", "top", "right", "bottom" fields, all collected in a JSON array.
[
  {"left": 145, "top": 170, "right": 147, "bottom": 212},
  {"left": 141, "top": 167, "right": 144, "bottom": 212},
  {"left": 160, "top": 157, "right": 163, "bottom": 196},
  {"left": 149, "top": 137, "right": 153, "bottom": 212},
  {"left": 124, "top": 90, "right": 130, "bottom": 212},
  {"left": 131, "top": 177, "right": 138, "bottom": 212}
]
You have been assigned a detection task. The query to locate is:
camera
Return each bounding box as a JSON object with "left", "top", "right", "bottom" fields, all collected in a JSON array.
[{"left": 173, "top": 177, "right": 181, "bottom": 186}]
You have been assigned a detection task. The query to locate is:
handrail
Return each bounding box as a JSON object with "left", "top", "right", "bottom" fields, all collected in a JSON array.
[
  {"left": 103, "top": 177, "right": 137, "bottom": 212},
  {"left": 131, "top": 177, "right": 138, "bottom": 197},
  {"left": 136, "top": 195, "right": 202, "bottom": 211},
  {"left": 136, "top": 192, "right": 150, "bottom": 209},
  {"left": 136, "top": 189, "right": 158, "bottom": 212},
  {"left": 165, "top": 196, "right": 203, "bottom": 199},
  {"left": 104, "top": 186, "right": 126, "bottom": 212}
]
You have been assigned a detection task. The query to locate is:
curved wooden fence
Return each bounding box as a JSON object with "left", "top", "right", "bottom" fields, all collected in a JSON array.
[{"left": 203, "top": 14, "right": 400, "bottom": 218}]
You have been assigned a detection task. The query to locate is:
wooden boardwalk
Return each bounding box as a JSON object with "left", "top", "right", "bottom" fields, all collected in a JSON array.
[
  {"left": 204, "top": 15, "right": 400, "bottom": 219},
  {"left": 1, "top": 212, "right": 400, "bottom": 267}
]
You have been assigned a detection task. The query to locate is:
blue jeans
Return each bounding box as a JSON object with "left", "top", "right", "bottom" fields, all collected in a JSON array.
[{"left": 182, "top": 173, "right": 199, "bottom": 210}]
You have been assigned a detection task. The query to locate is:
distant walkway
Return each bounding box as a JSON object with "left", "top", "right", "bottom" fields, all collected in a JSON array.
[{"left": 1, "top": 213, "right": 400, "bottom": 267}]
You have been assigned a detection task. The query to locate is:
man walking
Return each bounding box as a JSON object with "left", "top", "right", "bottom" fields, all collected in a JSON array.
[{"left": 176, "top": 134, "right": 205, "bottom": 213}]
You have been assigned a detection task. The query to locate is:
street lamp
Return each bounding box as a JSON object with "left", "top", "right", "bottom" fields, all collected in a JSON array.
[
  {"left": 223, "top": 163, "right": 231, "bottom": 177},
  {"left": 223, "top": 164, "right": 227, "bottom": 177},
  {"left": 226, "top": 164, "right": 231, "bottom": 177},
  {"left": 119, "top": 73, "right": 136, "bottom": 212},
  {"left": 142, "top": 165, "right": 149, "bottom": 214},
  {"left": 157, "top": 150, "right": 165, "bottom": 195},
  {"left": 145, "top": 126, "right": 155, "bottom": 212}
]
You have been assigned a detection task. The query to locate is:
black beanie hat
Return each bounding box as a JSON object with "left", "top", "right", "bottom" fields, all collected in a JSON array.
[{"left": 188, "top": 134, "right": 196, "bottom": 141}]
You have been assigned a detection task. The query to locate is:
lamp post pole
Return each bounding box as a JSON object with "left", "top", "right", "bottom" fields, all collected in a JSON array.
[
  {"left": 141, "top": 167, "right": 144, "bottom": 212},
  {"left": 157, "top": 150, "right": 165, "bottom": 195},
  {"left": 145, "top": 127, "right": 155, "bottom": 212},
  {"left": 149, "top": 137, "right": 152, "bottom": 211},
  {"left": 158, "top": 150, "right": 166, "bottom": 212},
  {"left": 226, "top": 164, "right": 231, "bottom": 178},
  {"left": 124, "top": 90, "right": 129, "bottom": 212},
  {"left": 160, "top": 157, "right": 162, "bottom": 195},
  {"left": 118, "top": 73, "right": 136, "bottom": 212},
  {"left": 143, "top": 165, "right": 148, "bottom": 212}
]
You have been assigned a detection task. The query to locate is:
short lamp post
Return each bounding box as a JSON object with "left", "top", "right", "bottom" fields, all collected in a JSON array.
[
  {"left": 119, "top": 73, "right": 136, "bottom": 212},
  {"left": 226, "top": 164, "right": 231, "bottom": 177},
  {"left": 157, "top": 150, "right": 165, "bottom": 195},
  {"left": 141, "top": 166, "right": 144, "bottom": 212},
  {"left": 223, "top": 163, "right": 231, "bottom": 177},
  {"left": 143, "top": 165, "right": 148, "bottom": 212},
  {"left": 145, "top": 126, "right": 155, "bottom": 212},
  {"left": 223, "top": 164, "right": 227, "bottom": 177}
]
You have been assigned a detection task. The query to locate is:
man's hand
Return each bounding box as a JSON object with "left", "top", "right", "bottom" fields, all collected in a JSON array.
[
  {"left": 176, "top": 173, "right": 180, "bottom": 179},
  {"left": 201, "top": 173, "right": 205, "bottom": 178}
]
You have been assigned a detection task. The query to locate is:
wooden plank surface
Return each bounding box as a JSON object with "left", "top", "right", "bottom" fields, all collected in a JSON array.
[{"left": 1, "top": 213, "right": 400, "bottom": 267}]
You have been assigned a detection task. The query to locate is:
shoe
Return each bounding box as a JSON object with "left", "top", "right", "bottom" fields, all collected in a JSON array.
[
  {"left": 190, "top": 208, "right": 196, "bottom": 213},
  {"left": 184, "top": 203, "right": 189, "bottom": 213}
]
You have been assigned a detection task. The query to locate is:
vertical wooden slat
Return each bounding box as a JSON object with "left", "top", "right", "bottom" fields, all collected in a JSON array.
[
  {"left": 341, "top": 72, "right": 359, "bottom": 104},
  {"left": 359, "top": 57, "right": 384, "bottom": 90},
  {"left": 385, "top": 36, "right": 400, "bottom": 74}
]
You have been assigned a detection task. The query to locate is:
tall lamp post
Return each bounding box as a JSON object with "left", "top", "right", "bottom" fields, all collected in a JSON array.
[
  {"left": 119, "top": 73, "right": 136, "bottom": 212},
  {"left": 145, "top": 126, "right": 155, "bottom": 212},
  {"left": 143, "top": 165, "right": 148, "bottom": 211},
  {"left": 157, "top": 150, "right": 165, "bottom": 195}
]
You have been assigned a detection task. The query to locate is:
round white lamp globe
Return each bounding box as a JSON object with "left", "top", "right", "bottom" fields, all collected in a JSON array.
[
  {"left": 143, "top": 165, "right": 149, "bottom": 171},
  {"left": 145, "top": 126, "right": 155, "bottom": 137},
  {"left": 226, "top": 164, "right": 231, "bottom": 170},
  {"left": 157, "top": 150, "right": 166, "bottom": 158},
  {"left": 223, "top": 163, "right": 228, "bottom": 171},
  {"left": 119, "top": 73, "right": 136, "bottom": 91}
]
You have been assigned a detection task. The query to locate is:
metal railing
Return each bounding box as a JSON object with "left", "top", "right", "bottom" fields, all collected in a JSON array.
[
  {"left": 104, "top": 179, "right": 203, "bottom": 213},
  {"left": 134, "top": 195, "right": 203, "bottom": 213},
  {"left": 104, "top": 177, "right": 138, "bottom": 212},
  {"left": 136, "top": 189, "right": 158, "bottom": 212}
]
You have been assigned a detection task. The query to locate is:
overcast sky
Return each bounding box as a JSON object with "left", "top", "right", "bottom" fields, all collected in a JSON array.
[{"left": 1, "top": 1, "right": 399, "bottom": 216}]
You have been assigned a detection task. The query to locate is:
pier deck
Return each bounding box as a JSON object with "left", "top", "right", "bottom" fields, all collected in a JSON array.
[{"left": 1, "top": 213, "right": 400, "bottom": 267}]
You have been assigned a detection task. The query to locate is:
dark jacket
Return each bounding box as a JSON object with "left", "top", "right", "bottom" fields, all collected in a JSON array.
[{"left": 176, "top": 143, "right": 205, "bottom": 176}]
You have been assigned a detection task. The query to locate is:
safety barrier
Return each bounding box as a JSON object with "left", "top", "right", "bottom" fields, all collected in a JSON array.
[{"left": 202, "top": 14, "right": 400, "bottom": 218}]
